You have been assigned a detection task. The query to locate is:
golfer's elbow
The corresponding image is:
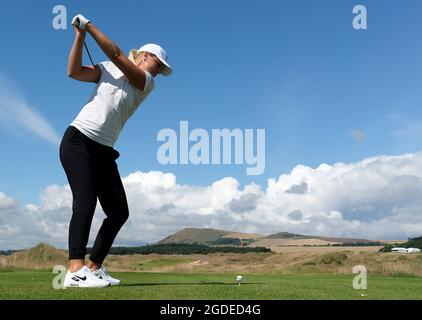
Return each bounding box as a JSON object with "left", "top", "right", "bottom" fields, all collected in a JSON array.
[
  {"left": 68, "top": 58, "right": 83, "bottom": 78},
  {"left": 67, "top": 66, "right": 74, "bottom": 78},
  {"left": 68, "top": 57, "right": 82, "bottom": 79},
  {"left": 67, "top": 68, "right": 80, "bottom": 79}
]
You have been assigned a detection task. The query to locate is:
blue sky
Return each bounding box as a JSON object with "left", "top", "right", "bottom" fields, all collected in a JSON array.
[{"left": 2, "top": 0, "right": 422, "bottom": 206}]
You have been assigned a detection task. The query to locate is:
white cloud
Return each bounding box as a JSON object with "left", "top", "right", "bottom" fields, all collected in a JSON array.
[
  {"left": 0, "top": 74, "right": 60, "bottom": 146},
  {"left": 0, "top": 192, "right": 18, "bottom": 209},
  {"left": 1, "top": 152, "right": 422, "bottom": 250}
]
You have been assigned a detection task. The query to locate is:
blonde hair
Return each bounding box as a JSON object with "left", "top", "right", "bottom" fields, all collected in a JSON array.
[
  {"left": 128, "top": 50, "right": 149, "bottom": 64},
  {"left": 128, "top": 49, "right": 139, "bottom": 63}
]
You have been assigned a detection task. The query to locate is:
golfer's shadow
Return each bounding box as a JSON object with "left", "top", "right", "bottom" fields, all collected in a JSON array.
[{"left": 121, "top": 282, "right": 263, "bottom": 287}]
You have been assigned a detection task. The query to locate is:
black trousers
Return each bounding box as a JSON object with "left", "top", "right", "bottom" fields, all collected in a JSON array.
[{"left": 59, "top": 125, "right": 129, "bottom": 264}]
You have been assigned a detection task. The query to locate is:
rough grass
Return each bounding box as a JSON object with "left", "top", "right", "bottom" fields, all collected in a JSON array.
[
  {"left": 318, "top": 253, "right": 348, "bottom": 265},
  {"left": 3, "top": 244, "right": 422, "bottom": 277},
  {"left": 0, "top": 269, "right": 421, "bottom": 300}
]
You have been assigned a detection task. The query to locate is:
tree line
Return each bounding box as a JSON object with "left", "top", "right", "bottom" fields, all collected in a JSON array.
[{"left": 86, "top": 243, "right": 272, "bottom": 255}]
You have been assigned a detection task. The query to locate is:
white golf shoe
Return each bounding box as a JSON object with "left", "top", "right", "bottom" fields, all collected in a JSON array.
[
  {"left": 63, "top": 266, "right": 110, "bottom": 288},
  {"left": 91, "top": 267, "right": 121, "bottom": 286}
]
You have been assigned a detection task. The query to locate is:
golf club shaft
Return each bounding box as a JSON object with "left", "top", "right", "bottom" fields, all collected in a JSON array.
[{"left": 84, "top": 41, "right": 95, "bottom": 66}]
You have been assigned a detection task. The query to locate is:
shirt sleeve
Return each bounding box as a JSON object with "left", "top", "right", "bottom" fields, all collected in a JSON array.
[{"left": 97, "top": 61, "right": 109, "bottom": 80}]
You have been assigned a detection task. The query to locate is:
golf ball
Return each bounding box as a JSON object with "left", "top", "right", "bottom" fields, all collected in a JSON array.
[{"left": 236, "top": 275, "right": 243, "bottom": 282}]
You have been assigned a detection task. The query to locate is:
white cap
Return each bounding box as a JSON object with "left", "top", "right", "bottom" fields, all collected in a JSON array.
[{"left": 128, "top": 43, "right": 173, "bottom": 76}]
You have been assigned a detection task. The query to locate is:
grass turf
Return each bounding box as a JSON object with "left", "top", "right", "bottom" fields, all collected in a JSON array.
[{"left": 0, "top": 269, "right": 421, "bottom": 300}]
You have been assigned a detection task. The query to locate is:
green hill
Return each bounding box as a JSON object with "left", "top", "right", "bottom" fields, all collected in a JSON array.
[
  {"left": 156, "top": 228, "right": 378, "bottom": 246},
  {"left": 156, "top": 228, "right": 233, "bottom": 245},
  {"left": 264, "top": 232, "right": 376, "bottom": 244},
  {"left": 264, "top": 232, "right": 312, "bottom": 239},
  {"left": 4, "top": 243, "right": 67, "bottom": 269}
]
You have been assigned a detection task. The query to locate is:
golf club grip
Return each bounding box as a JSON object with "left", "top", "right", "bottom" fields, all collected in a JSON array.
[{"left": 71, "top": 18, "right": 80, "bottom": 28}]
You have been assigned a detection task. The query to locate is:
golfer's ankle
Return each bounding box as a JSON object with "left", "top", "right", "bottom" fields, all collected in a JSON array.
[
  {"left": 69, "top": 259, "right": 85, "bottom": 272},
  {"left": 87, "top": 260, "right": 101, "bottom": 271}
]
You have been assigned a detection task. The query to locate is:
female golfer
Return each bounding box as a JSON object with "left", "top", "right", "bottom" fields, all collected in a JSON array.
[{"left": 60, "top": 14, "right": 172, "bottom": 288}]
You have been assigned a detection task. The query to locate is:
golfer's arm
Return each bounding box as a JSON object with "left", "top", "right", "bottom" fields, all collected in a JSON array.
[
  {"left": 86, "top": 23, "right": 146, "bottom": 91},
  {"left": 67, "top": 32, "right": 100, "bottom": 83}
]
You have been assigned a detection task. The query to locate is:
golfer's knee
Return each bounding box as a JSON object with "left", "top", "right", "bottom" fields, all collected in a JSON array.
[
  {"left": 120, "top": 210, "right": 129, "bottom": 225},
  {"left": 114, "top": 207, "right": 129, "bottom": 226},
  {"left": 103, "top": 201, "right": 129, "bottom": 225}
]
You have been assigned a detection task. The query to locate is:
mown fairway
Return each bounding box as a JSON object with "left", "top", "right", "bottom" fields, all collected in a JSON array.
[{"left": 1, "top": 269, "right": 421, "bottom": 300}]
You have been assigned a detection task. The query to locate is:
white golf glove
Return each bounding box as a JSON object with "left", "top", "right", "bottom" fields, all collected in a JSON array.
[{"left": 71, "top": 14, "right": 90, "bottom": 30}]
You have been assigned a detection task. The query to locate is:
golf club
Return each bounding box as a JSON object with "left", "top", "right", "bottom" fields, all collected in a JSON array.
[{"left": 72, "top": 17, "right": 95, "bottom": 66}]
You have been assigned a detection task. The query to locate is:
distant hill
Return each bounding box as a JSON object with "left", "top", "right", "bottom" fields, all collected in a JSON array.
[
  {"left": 1, "top": 243, "right": 67, "bottom": 270},
  {"left": 318, "top": 236, "right": 376, "bottom": 244},
  {"left": 222, "top": 232, "right": 264, "bottom": 239},
  {"left": 156, "top": 228, "right": 379, "bottom": 247},
  {"left": 264, "top": 232, "right": 375, "bottom": 244},
  {"left": 264, "top": 232, "right": 313, "bottom": 240},
  {"left": 156, "top": 228, "right": 233, "bottom": 245}
]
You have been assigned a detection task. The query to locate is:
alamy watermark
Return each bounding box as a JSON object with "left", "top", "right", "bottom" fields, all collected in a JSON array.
[
  {"left": 353, "top": 4, "right": 367, "bottom": 30},
  {"left": 156, "top": 121, "right": 266, "bottom": 175},
  {"left": 52, "top": 5, "right": 68, "bottom": 30},
  {"left": 52, "top": 264, "right": 66, "bottom": 289},
  {"left": 352, "top": 265, "right": 367, "bottom": 296}
]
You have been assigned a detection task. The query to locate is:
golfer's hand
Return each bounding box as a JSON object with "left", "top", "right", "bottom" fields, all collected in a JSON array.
[
  {"left": 73, "top": 24, "right": 86, "bottom": 38},
  {"left": 71, "top": 14, "right": 90, "bottom": 30}
]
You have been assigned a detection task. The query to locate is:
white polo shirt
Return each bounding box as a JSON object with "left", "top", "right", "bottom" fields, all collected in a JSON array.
[{"left": 70, "top": 60, "right": 155, "bottom": 147}]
